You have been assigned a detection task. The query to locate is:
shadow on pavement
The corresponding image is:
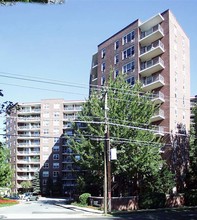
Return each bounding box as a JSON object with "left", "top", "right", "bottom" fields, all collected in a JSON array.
[{"left": 112, "top": 207, "right": 197, "bottom": 220}]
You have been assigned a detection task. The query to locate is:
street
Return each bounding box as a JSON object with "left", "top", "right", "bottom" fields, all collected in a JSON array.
[
  {"left": 1, "top": 197, "right": 197, "bottom": 220},
  {"left": 0, "top": 197, "right": 111, "bottom": 219}
]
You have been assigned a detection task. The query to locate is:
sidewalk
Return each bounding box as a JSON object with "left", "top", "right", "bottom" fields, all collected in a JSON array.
[{"left": 55, "top": 203, "right": 104, "bottom": 215}]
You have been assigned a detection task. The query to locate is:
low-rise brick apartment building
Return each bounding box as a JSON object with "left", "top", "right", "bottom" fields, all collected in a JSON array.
[
  {"left": 6, "top": 99, "right": 85, "bottom": 195},
  {"left": 89, "top": 9, "right": 190, "bottom": 141}
]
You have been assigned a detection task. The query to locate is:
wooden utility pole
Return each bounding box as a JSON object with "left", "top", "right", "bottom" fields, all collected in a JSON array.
[{"left": 104, "top": 90, "right": 111, "bottom": 213}]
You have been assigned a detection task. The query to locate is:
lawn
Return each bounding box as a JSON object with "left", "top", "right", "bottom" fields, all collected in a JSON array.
[{"left": 0, "top": 197, "right": 19, "bottom": 207}]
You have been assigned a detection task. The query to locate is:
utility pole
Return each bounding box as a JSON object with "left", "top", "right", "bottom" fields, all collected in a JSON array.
[{"left": 104, "top": 90, "right": 111, "bottom": 213}]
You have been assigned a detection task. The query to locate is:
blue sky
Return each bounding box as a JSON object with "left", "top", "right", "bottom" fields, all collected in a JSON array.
[{"left": 0, "top": 0, "right": 196, "bottom": 106}]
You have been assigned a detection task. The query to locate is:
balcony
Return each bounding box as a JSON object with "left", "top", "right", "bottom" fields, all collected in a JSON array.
[
  {"left": 151, "top": 91, "right": 165, "bottom": 104},
  {"left": 17, "top": 151, "right": 40, "bottom": 156},
  {"left": 140, "top": 23, "right": 164, "bottom": 46},
  {"left": 62, "top": 175, "right": 76, "bottom": 180},
  {"left": 17, "top": 156, "right": 40, "bottom": 164},
  {"left": 154, "top": 126, "right": 165, "bottom": 137},
  {"left": 18, "top": 108, "right": 41, "bottom": 114},
  {"left": 17, "top": 175, "right": 33, "bottom": 180},
  {"left": 140, "top": 56, "right": 164, "bottom": 77},
  {"left": 17, "top": 167, "right": 39, "bottom": 172},
  {"left": 151, "top": 108, "right": 165, "bottom": 122},
  {"left": 140, "top": 40, "right": 164, "bottom": 62},
  {"left": 142, "top": 74, "right": 165, "bottom": 92},
  {"left": 18, "top": 117, "right": 40, "bottom": 122}
]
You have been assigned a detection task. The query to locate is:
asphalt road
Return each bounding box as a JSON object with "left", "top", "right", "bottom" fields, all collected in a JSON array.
[
  {"left": 1, "top": 197, "right": 197, "bottom": 220},
  {"left": 0, "top": 197, "right": 107, "bottom": 219}
]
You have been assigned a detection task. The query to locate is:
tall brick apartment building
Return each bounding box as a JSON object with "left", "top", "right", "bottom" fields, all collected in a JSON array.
[
  {"left": 6, "top": 99, "right": 85, "bottom": 194},
  {"left": 89, "top": 9, "right": 190, "bottom": 140}
]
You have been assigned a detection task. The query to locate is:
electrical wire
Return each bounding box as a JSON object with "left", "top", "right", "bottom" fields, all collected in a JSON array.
[{"left": 0, "top": 70, "right": 193, "bottom": 102}]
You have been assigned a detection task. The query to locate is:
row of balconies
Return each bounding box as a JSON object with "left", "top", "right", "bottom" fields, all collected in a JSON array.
[
  {"left": 18, "top": 116, "right": 40, "bottom": 122},
  {"left": 17, "top": 150, "right": 40, "bottom": 156},
  {"left": 17, "top": 175, "right": 34, "bottom": 180},
  {"left": 18, "top": 125, "right": 40, "bottom": 130},
  {"left": 18, "top": 108, "right": 41, "bottom": 114},
  {"left": 17, "top": 141, "right": 40, "bottom": 147},
  {"left": 17, "top": 160, "right": 40, "bottom": 164},
  {"left": 17, "top": 167, "right": 39, "bottom": 172}
]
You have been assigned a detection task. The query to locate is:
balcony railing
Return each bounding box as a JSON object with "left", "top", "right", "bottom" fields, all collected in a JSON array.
[
  {"left": 140, "top": 40, "right": 164, "bottom": 54},
  {"left": 17, "top": 151, "right": 40, "bottom": 155},
  {"left": 150, "top": 91, "right": 165, "bottom": 104},
  {"left": 141, "top": 24, "right": 163, "bottom": 39},
  {"left": 142, "top": 74, "right": 165, "bottom": 92},
  {"left": 154, "top": 126, "right": 164, "bottom": 136},
  {"left": 140, "top": 40, "right": 164, "bottom": 62},
  {"left": 140, "top": 56, "right": 164, "bottom": 77},
  {"left": 151, "top": 108, "right": 165, "bottom": 122},
  {"left": 18, "top": 117, "right": 40, "bottom": 121}
]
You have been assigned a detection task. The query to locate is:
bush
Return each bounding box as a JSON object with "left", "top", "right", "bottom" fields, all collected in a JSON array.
[
  {"left": 79, "top": 193, "right": 91, "bottom": 206},
  {"left": 139, "top": 192, "right": 166, "bottom": 209},
  {"left": 184, "top": 190, "right": 197, "bottom": 206}
]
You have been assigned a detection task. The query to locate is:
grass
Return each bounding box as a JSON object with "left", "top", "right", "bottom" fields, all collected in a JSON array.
[{"left": 0, "top": 197, "right": 19, "bottom": 207}]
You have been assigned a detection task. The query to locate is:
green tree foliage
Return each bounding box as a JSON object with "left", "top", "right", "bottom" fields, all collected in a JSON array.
[
  {"left": 185, "top": 104, "right": 197, "bottom": 189},
  {"left": 20, "top": 180, "right": 32, "bottom": 193},
  {"left": 0, "top": 143, "right": 12, "bottom": 187},
  {"left": 32, "top": 172, "right": 40, "bottom": 194},
  {"left": 68, "top": 73, "right": 173, "bottom": 196}
]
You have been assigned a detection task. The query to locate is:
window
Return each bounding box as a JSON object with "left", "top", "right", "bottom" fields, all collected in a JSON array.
[
  {"left": 54, "top": 112, "right": 60, "bottom": 118},
  {"left": 43, "top": 171, "right": 49, "bottom": 177},
  {"left": 53, "top": 162, "right": 59, "bottom": 169},
  {"left": 43, "top": 179, "right": 47, "bottom": 185},
  {"left": 53, "top": 154, "right": 59, "bottom": 160},
  {"left": 43, "top": 129, "right": 49, "bottom": 135},
  {"left": 53, "top": 171, "right": 59, "bottom": 177},
  {"left": 53, "top": 128, "right": 60, "bottom": 135},
  {"left": 43, "top": 104, "right": 49, "bottom": 109},
  {"left": 101, "top": 62, "right": 106, "bottom": 72},
  {"left": 54, "top": 137, "right": 60, "bottom": 143},
  {"left": 127, "top": 77, "right": 135, "bottom": 86},
  {"left": 114, "top": 40, "right": 119, "bottom": 50},
  {"left": 75, "top": 155, "right": 80, "bottom": 161},
  {"left": 65, "top": 130, "right": 73, "bottom": 136},
  {"left": 101, "top": 48, "right": 106, "bottom": 59},
  {"left": 122, "top": 61, "right": 135, "bottom": 73},
  {"left": 53, "top": 145, "right": 60, "bottom": 152},
  {"left": 122, "top": 31, "right": 135, "bottom": 45},
  {"left": 43, "top": 120, "right": 49, "bottom": 126},
  {"left": 53, "top": 120, "right": 60, "bottom": 126},
  {"left": 114, "top": 54, "right": 119, "bottom": 64},
  {"left": 122, "top": 46, "right": 134, "bottom": 59},
  {"left": 101, "top": 75, "right": 105, "bottom": 86},
  {"left": 114, "top": 70, "right": 119, "bottom": 78},
  {"left": 43, "top": 163, "right": 49, "bottom": 169}
]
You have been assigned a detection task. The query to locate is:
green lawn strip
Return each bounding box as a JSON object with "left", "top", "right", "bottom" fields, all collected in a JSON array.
[{"left": 0, "top": 198, "right": 19, "bottom": 208}]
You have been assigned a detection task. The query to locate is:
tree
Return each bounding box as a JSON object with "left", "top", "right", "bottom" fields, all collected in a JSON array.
[
  {"left": 32, "top": 172, "right": 40, "bottom": 194},
  {"left": 68, "top": 73, "right": 173, "bottom": 196},
  {"left": 185, "top": 104, "right": 197, "bottom": 189},
  {"left": 20, "top": 180, "right": 32, "bottom": 193},
  {"left": 0, "top": 143, "right": 12, "bottom": 187}
]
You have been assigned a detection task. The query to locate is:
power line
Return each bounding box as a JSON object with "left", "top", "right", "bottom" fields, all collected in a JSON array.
[
  {"left": 0, "top": 70, "right": 193, "bottom": 102},
  {"left": 0, "top": 82, "right": 87, "bottom": 97}
]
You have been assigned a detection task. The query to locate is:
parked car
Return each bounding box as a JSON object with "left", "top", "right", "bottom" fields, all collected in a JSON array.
[
  {"left": 3, "top": 195, "right": 20, "bottom": 200},
  {"left": 26, "top": 193, "right": 39, "bottom": 201}
]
